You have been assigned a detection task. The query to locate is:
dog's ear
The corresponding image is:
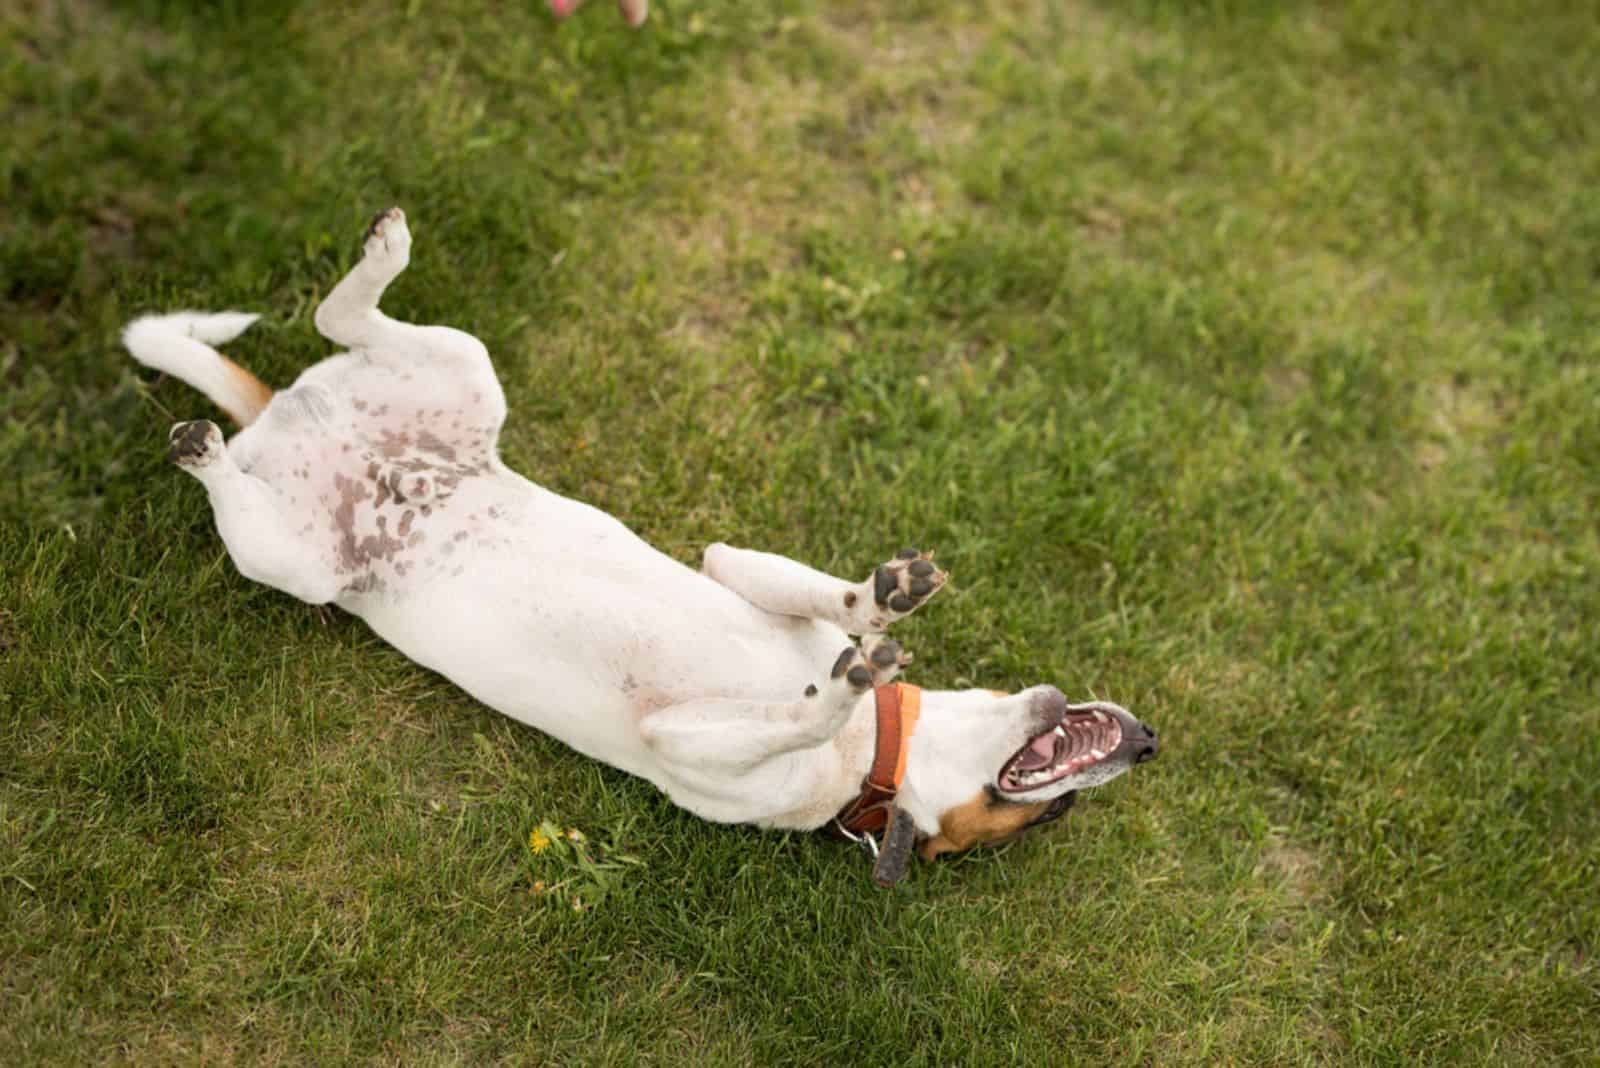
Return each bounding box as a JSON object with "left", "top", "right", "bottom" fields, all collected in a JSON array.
[
  {"left": 872, "top": 807, "right": 918, "bottom": 887},
  {"left": 918, "top": 788, "right": 1062, "bottom": 860}
]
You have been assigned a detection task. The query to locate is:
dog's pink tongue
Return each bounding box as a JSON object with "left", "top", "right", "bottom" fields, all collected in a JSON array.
[
  {"left": 1015, "top": 732, "right": 1057, "bottom": 771},
  {"left": 549, "top": 0, "right": 581, "bottom": 16}
]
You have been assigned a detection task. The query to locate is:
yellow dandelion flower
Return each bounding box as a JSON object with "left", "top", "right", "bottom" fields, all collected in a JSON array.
[{"left": 528, "top": 828, "right": 552, "bottom": 854}]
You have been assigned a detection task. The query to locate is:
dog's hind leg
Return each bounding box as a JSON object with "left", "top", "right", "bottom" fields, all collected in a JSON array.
[
  {"left": 312, "top": 208, "right": 506, "bottom": 437},
  {"left": 312, "top": 207, "right": 415, "bottom": 352},
  {"left": 701, "top": 543, "right": 947, "bottom": 635},
  {"left": 313, "top": 209, "right": 495, "bottom": 371},
  {"left": 168, "top": 419, "right": 341, "bottom": 605}
]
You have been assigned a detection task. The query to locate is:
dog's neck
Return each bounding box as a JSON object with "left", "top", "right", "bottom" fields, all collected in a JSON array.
[{"left": 825, "top": 686, "right": 946, "bottom": 836}]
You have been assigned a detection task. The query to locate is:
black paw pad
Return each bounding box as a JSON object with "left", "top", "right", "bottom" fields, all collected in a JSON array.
[
  {"left": 846, "top": 665, "right": 873, "bottom": 689},
  {"left": 888, "top": 592, "right": 914, "bottom": 613},
  {"left": 908, "top": 560, "right": 936, "bottom": 578},
  {"left": 831, "top": 647, "right": 859, "bottom": 680},
  {"left": 869, "top": 640, "right": 902, "bottom": 669},
  {"left": 873, "top": 566, "right": 897, "bottom": 606},
  {"left": 896, "top": 547, "right": 920, "bottom": 560},
  {"left": 364, "top": 207, "right": 397, "bottom": 241},
  {"left": 167, "top": 420, "right": 216, "bottom": 463}
]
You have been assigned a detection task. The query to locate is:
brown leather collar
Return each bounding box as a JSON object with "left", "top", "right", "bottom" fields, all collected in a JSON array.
[{"left": 833, "top": 682, "right": 923, "bottom": 836}]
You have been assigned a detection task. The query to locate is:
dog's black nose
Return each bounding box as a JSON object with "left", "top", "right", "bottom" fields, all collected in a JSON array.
[{"left": 1131, "top": 721, "right": 1159, "bottom": 763}]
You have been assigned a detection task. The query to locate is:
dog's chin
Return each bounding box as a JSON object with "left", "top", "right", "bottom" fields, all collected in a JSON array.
[{"left": 1024, "top": 788, "right": 1077, "bottom": 828}]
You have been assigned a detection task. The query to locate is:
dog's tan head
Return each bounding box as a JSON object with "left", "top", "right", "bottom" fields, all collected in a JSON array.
[{"left": 896, "top": 687, "right": 1157, "bottom": 862}]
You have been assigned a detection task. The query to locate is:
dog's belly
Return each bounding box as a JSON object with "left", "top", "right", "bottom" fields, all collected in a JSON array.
[
  {"left": 349, "top": 475, "right": 849, "bottom": 782},
  {"left": 226, "top": 352, "right": 511, "bottom": 598}
]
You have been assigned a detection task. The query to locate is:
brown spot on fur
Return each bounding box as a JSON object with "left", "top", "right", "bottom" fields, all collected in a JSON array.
[
  {"left": 416, "top": 429, "right": 458, "bottom": 462},
  {"left": 353, "top": 514, "right": 407, "bottom": 568},
  {"left": 919, "top": 789, "right": 1056, "bottom": 861},
  {"left": 374, "top": 428, "right": 412, "bottom": 458},
  {"left": 345, "top": 573, "right": 384, "bottom": 594},
  {"left": 330, "top": 473, "right": 409, "bottom": 578},
  {"left": 398, "top": 509, "right": 415, "bottom": 537},
  {"left": 331, "top": 473, "right": 371, "bottom": 569}
]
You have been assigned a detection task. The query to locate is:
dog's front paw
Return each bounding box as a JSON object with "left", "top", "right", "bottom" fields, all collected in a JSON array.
[
  {"left": 167, "top": 419, "right": 224, "bottom": 469},
  {"left": 362, "top": 206, "right": 411, "bottom": 268},
  {"left": 843, "top": 547, "right": 947, "bottom": 631},
  {"left": 828, "top": 638, "right": 911, "bottom": 694}
]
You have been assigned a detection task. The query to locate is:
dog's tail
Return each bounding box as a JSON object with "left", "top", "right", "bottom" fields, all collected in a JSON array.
[{"left": 122, "top": 311, "right": 274, "bottom": 427}]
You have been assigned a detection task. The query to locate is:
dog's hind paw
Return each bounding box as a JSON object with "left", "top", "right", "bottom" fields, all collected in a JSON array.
[
  {"left": 842, "top": 547, "right": 947, "bottom": 631},
  {"left": 167, "top": 419, "right": 224, "bottom": 468},
  {"left": 361, "top": 206, "right": 411, "bottom": 267}
]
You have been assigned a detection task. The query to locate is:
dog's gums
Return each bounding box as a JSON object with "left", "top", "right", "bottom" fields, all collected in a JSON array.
[{"left": 998, "top": 704, "right": 1126, "bottom": 794}]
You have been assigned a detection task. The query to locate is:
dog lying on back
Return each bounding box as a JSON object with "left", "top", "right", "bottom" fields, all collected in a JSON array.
[{"left": 124, "top": 209, "right": 1158, "bottom": 885}]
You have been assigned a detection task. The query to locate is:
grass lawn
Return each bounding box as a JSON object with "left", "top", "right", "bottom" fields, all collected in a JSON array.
[{"left": 3, "top": 0, "right": 1597, "bottom": 1062}]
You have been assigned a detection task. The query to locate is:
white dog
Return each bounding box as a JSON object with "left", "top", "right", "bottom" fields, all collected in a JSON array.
[{"left": 124, "top": 209, "right": 1157, "bottom": 885}]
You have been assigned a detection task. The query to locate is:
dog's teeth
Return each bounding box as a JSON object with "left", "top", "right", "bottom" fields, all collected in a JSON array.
[
  {"left": 1054, "top": 725, "right": 1068, "bottom": 739},
  {"left": 1092, "top": 710, "right": 1108, "bottom": 724},
  {"left": 1089, "top": 748, "right": 1106, "bottom": 760}
]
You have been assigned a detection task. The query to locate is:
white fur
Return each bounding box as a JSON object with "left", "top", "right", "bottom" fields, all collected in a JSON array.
[
  {"left": 124, "top": 312, "right": 266, "bottom": 424},
  {"left": 130, "top": 209, "right": 1149, "bottom": 839}
]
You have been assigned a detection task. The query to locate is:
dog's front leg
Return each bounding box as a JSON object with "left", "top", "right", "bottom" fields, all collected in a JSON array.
[
  {"left": 639, "top": 639, "right": 910, "bottom": 772},
  {"left": 702, "top": 543, "right": 947, "bottom": 635},
  {"left": 167, "top": 420, "right": 341, "bottom": 605}
]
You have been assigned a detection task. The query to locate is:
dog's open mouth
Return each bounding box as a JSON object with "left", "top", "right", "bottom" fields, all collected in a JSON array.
[{"left": 997, "top": 704, "right": 1123, "bottom": 794}]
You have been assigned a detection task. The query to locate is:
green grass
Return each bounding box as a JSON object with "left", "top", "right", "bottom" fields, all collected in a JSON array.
[{"left": 3, "top": 0, "right": 1598, "bottom": 1062}]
